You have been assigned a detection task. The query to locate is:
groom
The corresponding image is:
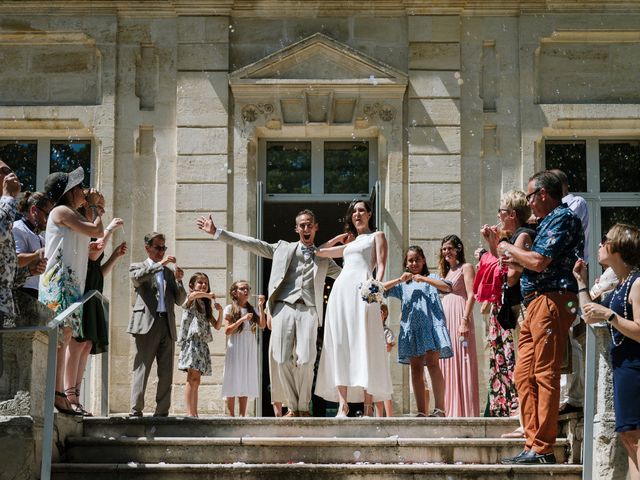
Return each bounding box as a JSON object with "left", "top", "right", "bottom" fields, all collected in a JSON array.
[{"left": 197, "top": 210, "right": 341, "bottom": 416}]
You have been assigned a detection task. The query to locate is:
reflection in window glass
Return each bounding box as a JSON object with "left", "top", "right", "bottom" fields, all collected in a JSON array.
[
  {"left": 324, "top": 142, "right": 369, "bottom": 194},
  {"left": 545, "top": 141, "right": 587, "bottom": 192},
  {"left": 266, "top": 142, "right": 311, "bottom": 194},
  {"left": 0, "top": 141, "right": 37, "bottom": 192},
  {"left": 50, "top": 141, "right": 92, "bottom": 187},
  {"left": 599, "top": 141, "right": 640, "bottom": 193},
  {"left": 601, "top": 207, "right": 640, "bottom": 235}
]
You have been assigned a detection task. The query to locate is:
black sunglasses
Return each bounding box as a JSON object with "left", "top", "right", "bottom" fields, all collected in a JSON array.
[
  {"left": 151, "top": 245, "right": 167, "bottom": 252},
  {"left": 525, "top": 188, "right": 541, "bottom": 202}
]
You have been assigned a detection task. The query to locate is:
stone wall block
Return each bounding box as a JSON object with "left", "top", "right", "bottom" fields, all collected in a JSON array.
[
  {"left": 177, "top": 154, "right": 228, "bottom": 183},
  {"left": 177, "top": 127, "right": 228, "bottom": 155},
  {"left": 408, "top": 16, "right": 460, "bottom": 42},
  {"left": 177, "top": 72, "right": 229, "bottom": 126},
  {"left": 409, "top": 98, "right": 460, "bottom": 126},
  {"left": 410, "top": 183, "right": 461, "bottom": 210},
  {"left": 284, "top": 18, "right": 349, "bottom": 43},
  {"left": 353, "top": 17, "right": 405, "bottom": 43},
  {"left": 409, "top": 43, "right": 460, "bottom": 70},
  {"left": 408, "top": 126, "right": 460, "bottom": 154},
  {"left": 30, "top": 50, "right": 97, "bottom": 74},
  {"left": 176, "top": 211, "right": 228, "bottom": 239},
  {"left": 177, "top": 43, "right": 228, "bottom": 71},
  {"left": 409, "top": 155, "right": 461, "bottom": 182},
  {"left": 176, "top": 183, "right": 228, "bottom": 211},
  {"left": 175, "top": 239, "right": 227, "bottom": 268},
  {"left": 409, "top": 70, "right": 460, "bottom": 98},
  {"left": 410, "top": 211, "right": 460, "bottom": 239},
  {"left": 135, "top": 44, "right": 159, "bottom": 111}
]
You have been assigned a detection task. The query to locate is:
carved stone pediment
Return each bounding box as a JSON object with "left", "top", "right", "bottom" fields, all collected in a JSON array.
[
  {"left": 231, "top": 33, "right": 406, "bottom": 82},
  {"left": 230, "top": 33, "right": 407, "bottom": 126}
]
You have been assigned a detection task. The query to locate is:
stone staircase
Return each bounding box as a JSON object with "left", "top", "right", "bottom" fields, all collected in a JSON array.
[{"left": 51, "top": 416, "right": 583, "bottom": 479}]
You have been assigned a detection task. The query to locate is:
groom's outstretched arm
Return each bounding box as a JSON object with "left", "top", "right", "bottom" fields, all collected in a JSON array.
[{"left": 197, "top": 214, "right": 276, "bottom": 259}]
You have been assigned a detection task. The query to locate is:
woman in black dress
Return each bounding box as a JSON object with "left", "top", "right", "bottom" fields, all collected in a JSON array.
[{"left": 574, "top": 223, "right": 640, "bottom": 479}]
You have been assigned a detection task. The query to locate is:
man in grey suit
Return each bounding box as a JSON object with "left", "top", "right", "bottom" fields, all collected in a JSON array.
[
  {"left": 128, "top": 232, "right": 186, "bottom": 417},
  {"left": 197, "top": 210, "right": 341, "bottom": 416}
]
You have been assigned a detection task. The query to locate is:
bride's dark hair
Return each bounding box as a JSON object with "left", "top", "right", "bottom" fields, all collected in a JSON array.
[{"left": 344, "top": 200, "right": 375, "bottom": 237}]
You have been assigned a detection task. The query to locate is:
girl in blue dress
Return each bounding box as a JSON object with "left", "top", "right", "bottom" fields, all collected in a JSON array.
[{"left": 384, "top": 246, "right": 453, "bottom": 417}]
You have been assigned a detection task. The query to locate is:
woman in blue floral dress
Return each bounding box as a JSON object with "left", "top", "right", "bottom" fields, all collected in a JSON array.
[
  {"left": 178, "top": 272, "right": 223, "bottom": 417},
  {"left": 384, "top": 246, "right": 453, "bottom": 417}
]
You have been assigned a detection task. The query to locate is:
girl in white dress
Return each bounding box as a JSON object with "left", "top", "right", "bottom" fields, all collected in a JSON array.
[
  {"left": 315, "top": 200, "right": 393, "bottom": 417},
  {"left": 221, "top": 280, "right": 266, "bottom": 416}
]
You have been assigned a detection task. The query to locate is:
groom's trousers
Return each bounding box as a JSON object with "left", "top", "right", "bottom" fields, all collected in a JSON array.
[{"left": 270, "top": 301, "right": 318, "bottom": 413}]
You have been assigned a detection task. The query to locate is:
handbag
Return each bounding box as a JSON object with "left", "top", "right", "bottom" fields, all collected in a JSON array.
[{"left": 496, "top": 272, "right": 521, "bottom": 330}]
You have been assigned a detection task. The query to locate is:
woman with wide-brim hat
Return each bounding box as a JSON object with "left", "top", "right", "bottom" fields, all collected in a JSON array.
[{"left": 39, "top": 167, "right": 104, "bottom": 415}]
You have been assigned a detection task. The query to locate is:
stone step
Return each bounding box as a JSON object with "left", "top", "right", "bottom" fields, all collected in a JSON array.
[
  {"left": 51, "top": 462, "right": 583, "bottom": 480},
  {"left": 65, "top": 435, "right": 570, "bottom": 465},
  {"left": 82, "top": 416, "right": 521, "bottom": 439}
]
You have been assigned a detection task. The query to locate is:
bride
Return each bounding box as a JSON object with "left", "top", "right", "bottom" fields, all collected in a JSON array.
[{"left": 314, "top": 200, "right": 393, "bottom": 417}]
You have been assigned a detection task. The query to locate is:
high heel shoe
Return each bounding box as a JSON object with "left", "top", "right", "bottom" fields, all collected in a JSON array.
[
  {"left": 336, "top": 403, "right": 349, "bottom": 418},
  {"left": 54, "top": 391, "right": 78, "bottom": 415}
]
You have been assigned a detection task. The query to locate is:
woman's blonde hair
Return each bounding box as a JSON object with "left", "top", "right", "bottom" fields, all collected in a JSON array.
[
  {"left": 501, "top": 190, "right": 531, "bottom": 227},
  {"left": 607, "top": 223, "right": 640, "bottom": 268}
]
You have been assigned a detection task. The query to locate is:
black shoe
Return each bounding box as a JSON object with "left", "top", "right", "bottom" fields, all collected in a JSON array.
[
  {"left": 129, "top": 411, "right": 143, "bottom": 417},
  {"left": 514, "top": 450, "right": 556, "bottom": 464},
  {"left": 559, "top": 402, "right": 582, "bottom": 415},
  {"left": 501, "top": 449, "right": 528, "bottom": 464}
]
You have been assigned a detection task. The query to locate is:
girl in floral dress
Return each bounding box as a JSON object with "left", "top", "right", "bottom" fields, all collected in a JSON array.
[
  {"left": 384, "top": 246, "right": 453, "bottom": 417},
  {"left": 178, "top": 272, "right": 223, "bottom": 417},
  {"left": 221, "top": 280, "right": 265, "bottom": 417}
]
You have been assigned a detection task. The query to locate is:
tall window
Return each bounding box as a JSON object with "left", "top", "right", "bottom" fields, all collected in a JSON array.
[
  {"left": 261, "top": 139, "right": 375, "bottom": 201},
  {"left": 0, "top": 139, "right": 92, "bottom": 192},
  {"left": 545, "top": 138, "right": 640, "bottom": 265}
]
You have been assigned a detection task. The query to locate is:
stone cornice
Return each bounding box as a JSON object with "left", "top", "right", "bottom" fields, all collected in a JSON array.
[{"left": 1, "top": 0, "right": 640, "bottom": 16}]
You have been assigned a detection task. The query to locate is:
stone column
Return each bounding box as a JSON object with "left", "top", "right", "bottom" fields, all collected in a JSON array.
[{"left": 591, "top": 324, "right": 627, "bottom": 479}]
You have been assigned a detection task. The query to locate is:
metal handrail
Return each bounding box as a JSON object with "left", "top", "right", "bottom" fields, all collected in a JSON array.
[{"left": 2, "top": 289, "right": 109, "bottom": 480}]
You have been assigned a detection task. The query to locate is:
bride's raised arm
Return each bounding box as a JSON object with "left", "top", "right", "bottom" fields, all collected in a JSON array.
[
  {"left": 374, "top": 231, "right": 388, "bottom": 282},
  {"left": 316, "top": 232, "right": 353, "bottom": 258}
]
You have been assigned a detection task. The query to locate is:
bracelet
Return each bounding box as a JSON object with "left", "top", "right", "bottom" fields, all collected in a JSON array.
[
  {"left": 607, "top": 312, "right": 616, "bottom": 323},
  {"left": 578, "top": 287, "right": 588, "bottom": 293},
  {"left": 105, "top": 226, "right": 112, "bottom": 232}
]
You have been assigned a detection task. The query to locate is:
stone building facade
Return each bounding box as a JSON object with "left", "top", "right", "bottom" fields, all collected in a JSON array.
[{"left": 1, "top": 0, "right": 639, "bottom": 417}]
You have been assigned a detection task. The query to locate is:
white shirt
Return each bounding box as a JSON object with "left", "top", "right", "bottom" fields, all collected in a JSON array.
[
  {"left": 13, "top": 218, "right": 45, "bottom": 290},
  {"left": 146, "top": 258, "right": 166, "bottom": 312},
  {"left": 563, "top": 193, "right": 590, "bottom": 263}
]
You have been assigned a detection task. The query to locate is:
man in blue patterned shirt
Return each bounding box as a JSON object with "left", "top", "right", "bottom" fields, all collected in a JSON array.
[{"left": 497, "top": 170, "right": 584, "bottom": 465}]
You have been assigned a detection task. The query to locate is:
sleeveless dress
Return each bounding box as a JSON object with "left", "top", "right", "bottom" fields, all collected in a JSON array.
[
  {"left": 315, "top": 232, "right": 393, "bottom": 403},
  {"left": 78, "top": 252, "right": 109, "bottom": 354},
  {"left": 385, "top": 277, "right": 453, "bottom": 364},
  {"left": 39, "top": 213, "right": 90, "bottom": 337},
  {"left": 439, "top": 267, "right": 480, "bottom": 417},
  {"left": 221, "top": 305, "right": 259, "bottom": 398},
  {"left": 602, "top": 272, "right": 640, "bottom": 432},
  {"left": 177, "top": 301, "right": 213, "bottom": 376}
]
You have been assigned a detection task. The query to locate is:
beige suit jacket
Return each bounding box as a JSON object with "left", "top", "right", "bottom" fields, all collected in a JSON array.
[{"left": 217, "top": 229, "right": 341, "bottom": 325}]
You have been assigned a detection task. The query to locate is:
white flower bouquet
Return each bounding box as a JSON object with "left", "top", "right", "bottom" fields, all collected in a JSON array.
[{"left": 358, "top": 278, "right": 385, "bottom": 304}]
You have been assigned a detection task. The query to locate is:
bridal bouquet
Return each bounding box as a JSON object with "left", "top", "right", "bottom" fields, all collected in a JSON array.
[{"left": 359, "top": 278, "right": 385, "bottom": 304}]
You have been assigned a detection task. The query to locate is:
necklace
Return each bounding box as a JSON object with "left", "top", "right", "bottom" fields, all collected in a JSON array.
[{"left": 609, "top": 270, "right": 638, "bottom": 347}]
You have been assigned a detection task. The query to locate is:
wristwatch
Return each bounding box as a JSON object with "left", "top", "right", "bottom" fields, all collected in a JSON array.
[{"left": 607, "top": 312, "right": 616, "bottom": 323}]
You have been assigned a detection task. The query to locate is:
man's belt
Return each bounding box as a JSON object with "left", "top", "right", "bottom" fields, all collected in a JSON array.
[{"left": 522, "top": 289, "right": 573, "bottom": 307}]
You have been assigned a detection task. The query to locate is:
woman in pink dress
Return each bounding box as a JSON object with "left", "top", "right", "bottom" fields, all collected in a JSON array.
[{"left": 439, "top": 234, "right": 479, "bottom": 417}]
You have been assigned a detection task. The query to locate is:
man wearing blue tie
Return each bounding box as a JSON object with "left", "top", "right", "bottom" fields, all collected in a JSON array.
[{"left": 128, "top": 232, "right": 186, "bottom": 417}]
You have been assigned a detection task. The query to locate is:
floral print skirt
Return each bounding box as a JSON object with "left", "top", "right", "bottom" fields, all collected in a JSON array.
[
  {"left": 39, "top": 256, "right": 84, "bottom": 338},
  {"left": 178, "top": 339, "right": 212, "bottom": 376},
  {"left": 485, "top": 303, "right": 519, "bottom": 417}
]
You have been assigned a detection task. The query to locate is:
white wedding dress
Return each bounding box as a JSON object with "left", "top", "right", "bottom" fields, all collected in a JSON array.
[{"left": 315, "top": 232, "right": 393, "bottom": 403}]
